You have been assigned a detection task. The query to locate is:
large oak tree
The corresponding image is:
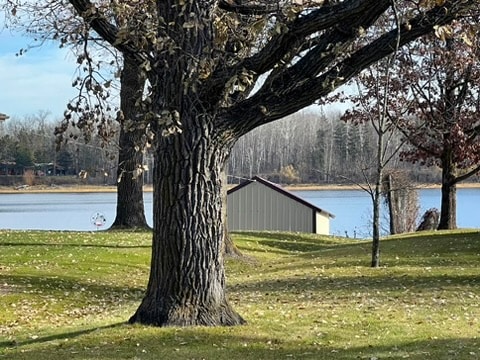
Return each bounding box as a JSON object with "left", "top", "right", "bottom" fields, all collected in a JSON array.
[{"left": 60, "top": 0, "right": 477, "bottom": 326}]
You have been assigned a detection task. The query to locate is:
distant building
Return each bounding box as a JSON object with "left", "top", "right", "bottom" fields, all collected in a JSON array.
[
  {"left": 0, "top": 113, "right": 9, "bottom": 122},
  {"left": 227, "top": 176, "right": 335, "bottom": 235}
]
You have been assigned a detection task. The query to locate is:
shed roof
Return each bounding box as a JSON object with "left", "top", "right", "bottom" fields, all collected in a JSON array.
[{"left": 227, "top": 176, "right": 335, "bottom": 219}]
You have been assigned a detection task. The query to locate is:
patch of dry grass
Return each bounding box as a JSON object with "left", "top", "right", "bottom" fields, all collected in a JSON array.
[{"left": 1, "top": 229, "right": 479, "bottom": 359}]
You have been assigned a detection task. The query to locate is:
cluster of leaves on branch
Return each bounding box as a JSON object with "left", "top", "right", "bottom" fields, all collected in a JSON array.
[
  {"left": 2, "top": 1, "right": 127, "bottom": 146},
  {"left": 5, "top": 0, "right": 478, "bottom": 142},
  {"left": 398, "top": 21, "right": 480, "bottom": 171},
  {"left": 4, "top": 1, "right": 479, "bottom": 152},
  {"left": 4, "top": 0, "right": 479, "bottom": 168},
  {"left": 340, "top": 9, "right": 480, "bottom": 176}
]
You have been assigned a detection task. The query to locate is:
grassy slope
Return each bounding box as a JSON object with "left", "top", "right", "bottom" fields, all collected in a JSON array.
[{"left": 0, "top": 229, "right": 479, "bottom": 359}]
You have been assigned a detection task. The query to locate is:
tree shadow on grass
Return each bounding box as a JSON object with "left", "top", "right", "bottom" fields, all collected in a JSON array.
[
  {"left": 232, "top": 230, "right": 480, "bottom": 269},
  {"left": 0, "top": 273, "right": 145, "bottom": 300},
  {"left": 233, "top": 231, "right": 359, "bottom": 254},
  {"left": 229, "top": 272, "right": 480, "bottom": 295},
  {"left": 2, "top": 327, "right": 479, "bottom": 360},
  {"left": 377, "top": 231, "right": 480, "bottom": 255},
  {"left": 0, "top": 242, "right": 150, "bottom": 249},
  {"left": 0, "top": 322, "right": 125, "bottom": 349}
]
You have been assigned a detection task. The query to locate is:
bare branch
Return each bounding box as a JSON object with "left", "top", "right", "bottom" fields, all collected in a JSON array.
[
  {"left": 218, "top": 0, "right": 283, "bottom": 15},
  {"left": 67, "top": 0, "right": 149, "bottom": 63},
  {"left": 224, "top": 0, "right": 474, "bottom": 134}
]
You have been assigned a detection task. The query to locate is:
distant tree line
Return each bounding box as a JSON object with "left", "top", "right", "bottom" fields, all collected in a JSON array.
[
  {"left": 228, "top": 109, "right": 446, "bottom": 185},
  {"left": 1, "top": 109, "right": 461, "bottom": 187},
  {"left": 0, "top": 112, "right": 124, "bottom": 186}
]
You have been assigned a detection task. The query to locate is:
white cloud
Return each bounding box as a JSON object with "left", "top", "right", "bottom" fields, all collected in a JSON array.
[{"left": 0, "top": 44, "right": 78, "bottom": 120}]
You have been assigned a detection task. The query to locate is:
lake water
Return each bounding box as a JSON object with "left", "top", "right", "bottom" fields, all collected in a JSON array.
[
  {"left": 295, "top": 188, "right": 480, "bottom": 237},
  {"left": 0, "top": 188, "right": 478, "bottom": 236}
]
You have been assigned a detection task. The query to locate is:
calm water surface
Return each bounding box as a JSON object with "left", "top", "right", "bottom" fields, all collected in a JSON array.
[
  {"left": 0, "top": 188, "right": 478, "bottom": 235},
  {"left": 0, "top": 193, "right": 153, "bottom": 231},
  {"left": 295, "top": 188, "right": 480, "bottom": 236}
]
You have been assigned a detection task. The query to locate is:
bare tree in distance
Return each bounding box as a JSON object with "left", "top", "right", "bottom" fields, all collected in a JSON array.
[
  {"left": 339, "top": 3, "right": 406, "bottom": 267},
  {"left": 341, "top": 69, "right": 406, "bottom": 267}
]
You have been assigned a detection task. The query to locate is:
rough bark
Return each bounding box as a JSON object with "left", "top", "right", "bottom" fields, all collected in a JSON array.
[
  {"left": 128, "top": 120, "right": 244, "bottom": 326},
  {"left": 110, "top": 58, "right": 149, "bottom": 230},
  {"left": 438, "top": 150, "right": 457, "bottom": 229},
  {"left": 224, "top": 224, "right": 243, "bottom": 258},
  {"left": 221, "top": 168, "right": 244, "bottom": 258},
  {"left": 127, "top": 1, "right": 246, "bottom": 326},
  {"left": 110, "top": 127, "right": 149, "bottom": 229}
]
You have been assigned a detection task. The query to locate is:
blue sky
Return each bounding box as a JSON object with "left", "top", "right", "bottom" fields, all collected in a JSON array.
[
  {"left": 0, "top": 20, "right": 348, "bottom": 122},
  {"left": 0, "top": 28, "right": 79, "bottom": 120}
]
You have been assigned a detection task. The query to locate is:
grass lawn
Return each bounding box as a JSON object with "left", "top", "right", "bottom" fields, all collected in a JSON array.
[{"left": 0, "top": 229, "right": 479, "bottom": 359}]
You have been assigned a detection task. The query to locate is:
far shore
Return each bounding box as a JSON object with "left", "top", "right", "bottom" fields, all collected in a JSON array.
[{"left": 1, "top": 181, "right": 480, "bottom": 194}]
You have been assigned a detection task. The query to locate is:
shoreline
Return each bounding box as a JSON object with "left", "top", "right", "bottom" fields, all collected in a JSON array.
[{"left": 1, "top": 182, "right": 480, "bottom": 194}]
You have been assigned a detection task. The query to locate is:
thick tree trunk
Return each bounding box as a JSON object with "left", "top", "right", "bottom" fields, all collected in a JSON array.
[
  {"left": 110, "top": 58, "right": 149, "bottom": 230},
  {"left": 437, "top": 46, "right": 458, "bottom": 231},
  {"left": 438, "top": 177, "right": 457, "bottom": 230},
  {"left": 438, "top": 148, "right": 457, "bottom": 230},
  {"left": 110, "top": 128, "right": 149, "bottom": 229},
  {"left": 128, "top": 123, "right": 245, "bottom": 326}
]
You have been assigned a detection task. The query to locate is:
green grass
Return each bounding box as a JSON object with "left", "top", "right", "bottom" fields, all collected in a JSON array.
[{"left": 1, "top": 229, "right": 479, "bottom": 359}]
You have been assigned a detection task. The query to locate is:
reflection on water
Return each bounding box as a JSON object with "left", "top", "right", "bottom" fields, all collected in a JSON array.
[{"left": 0, "top": 188, "right": 477, "bottom": 235}]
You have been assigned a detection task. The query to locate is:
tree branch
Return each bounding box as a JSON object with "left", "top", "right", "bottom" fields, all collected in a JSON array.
[
  {"left": 67, "top": 0, "right": 148, "bottom": 63},
  {"left": 264, "top": 1, "right": 388, "bottom": 96},
  {"left": 453, "top": 163, "right": 480, "bottom": 184},
  {"left": 243, "top": 0, "right": 386, "bottom": 75},
  {"left": 218, "top": 0, "right": 283, "bottom": 15},
  {"left": 204, "top": 0, "right": 385, "bottom": 107},
  {"left": 224, "top": 0, "right": 475, "bottom": 135}
]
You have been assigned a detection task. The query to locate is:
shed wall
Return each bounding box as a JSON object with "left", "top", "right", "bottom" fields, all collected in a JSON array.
[
  {"left": 315, "top": 212, "right": 330, "bottom": 235},
  {"left": 228, "top": 181, "right": 315, "bottom": 233}
]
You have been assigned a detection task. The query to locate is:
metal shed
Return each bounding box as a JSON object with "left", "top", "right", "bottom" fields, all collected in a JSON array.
[{"left": 227, "top": 176, "right": 335, "bottom": 235}]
